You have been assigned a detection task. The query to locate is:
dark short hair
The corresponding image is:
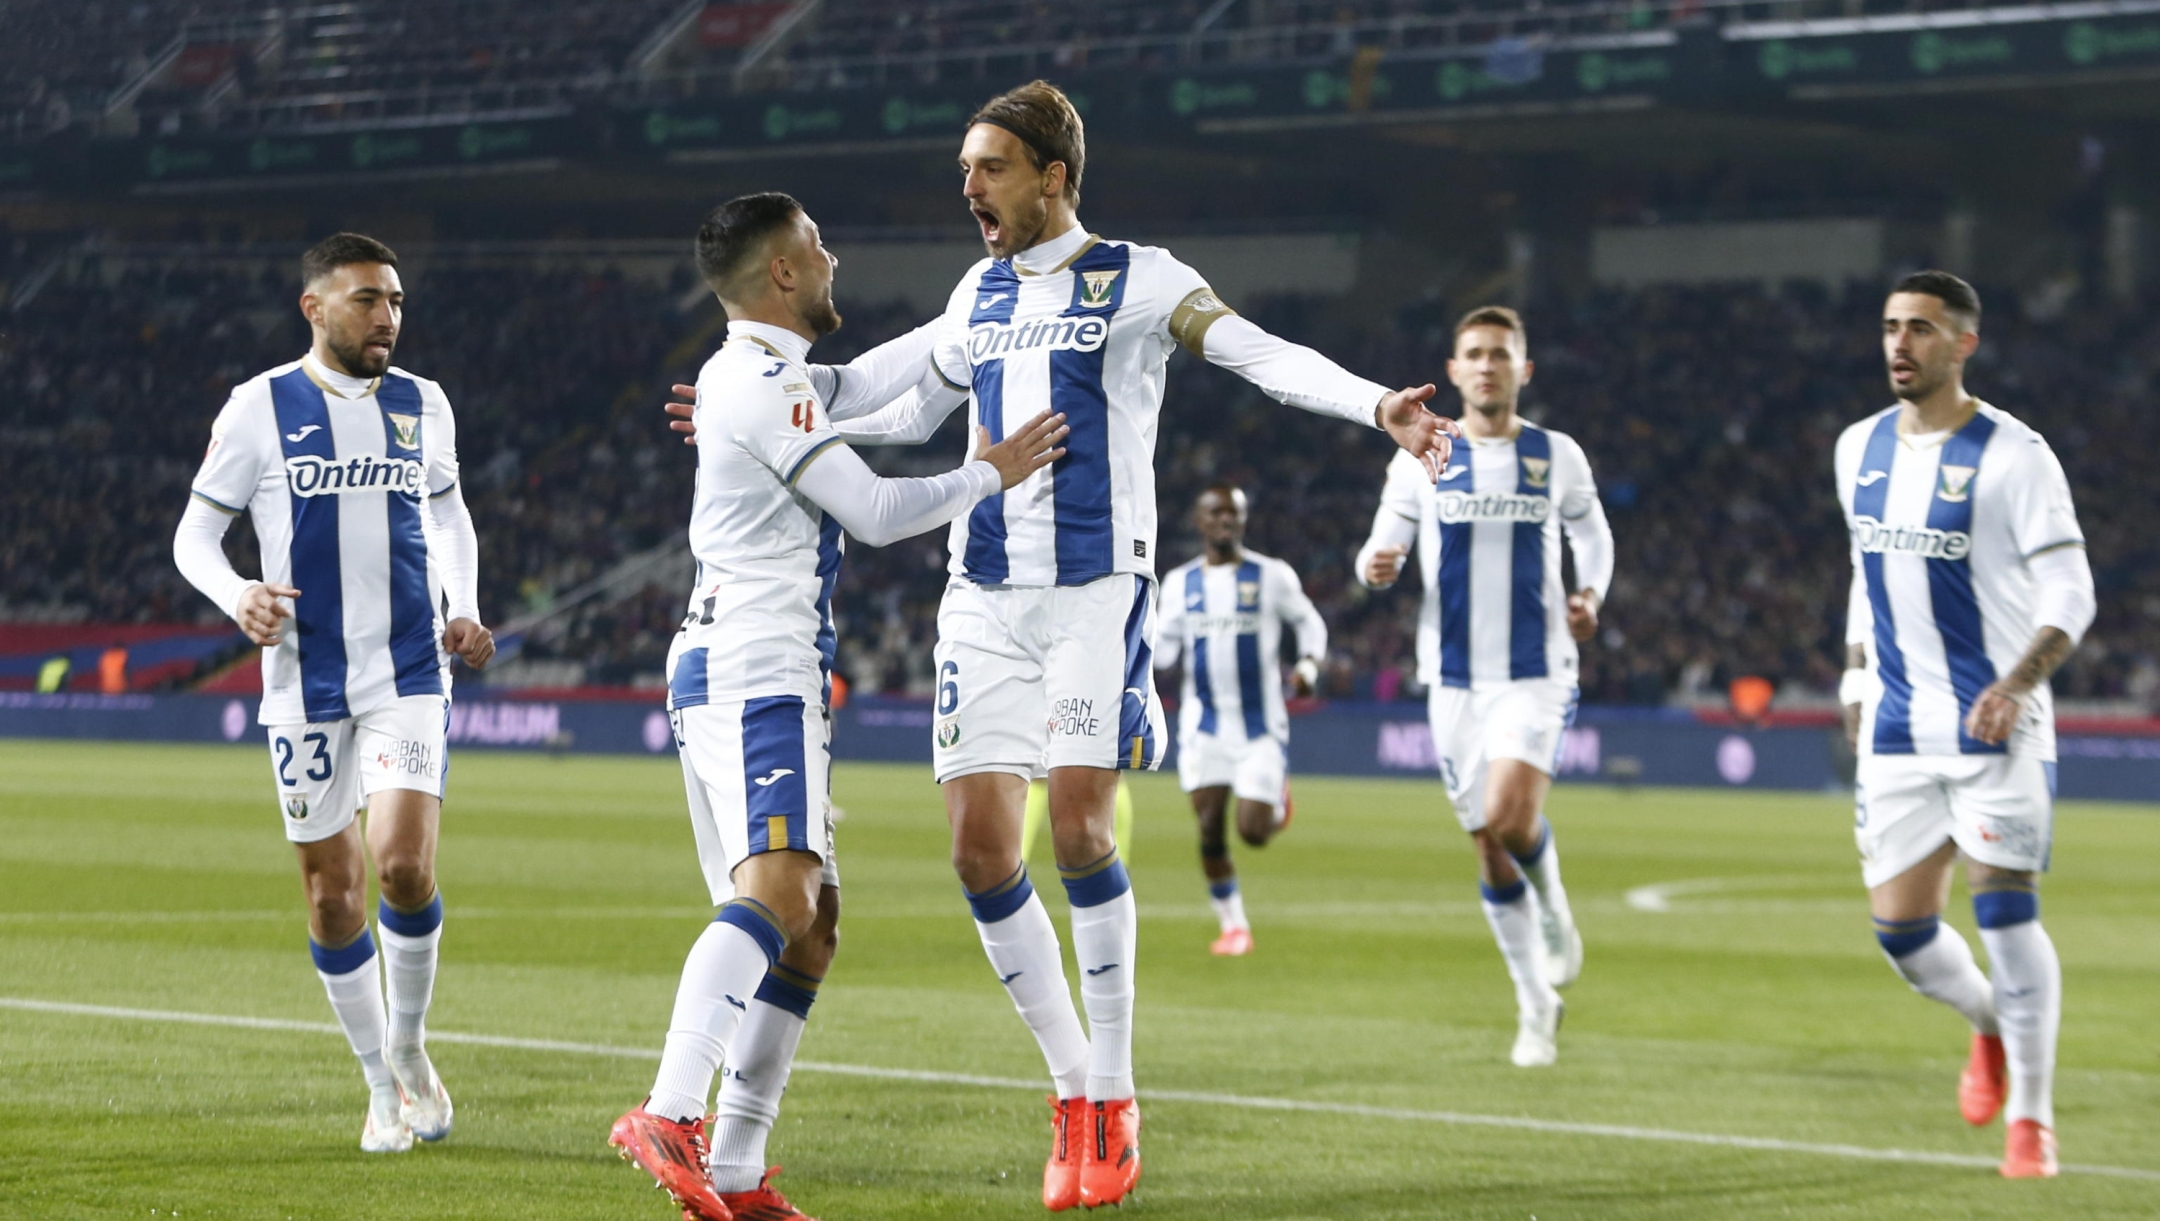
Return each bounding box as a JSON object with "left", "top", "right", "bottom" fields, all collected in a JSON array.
[
  {"left": 970, "top": 80, "right": 1085, "bottom": 203},
  {"left": 695, "top": 192, "right": 804, "bottom": 295},
  {"left": 301, "top": 232, "right": 398, "bottom": 286},
  {"left": 1890, "top": 270, "right": 1981, "bottom": 331},
  {"left": 1454, "top": 304, "right": 1526, "bottom": 347}
]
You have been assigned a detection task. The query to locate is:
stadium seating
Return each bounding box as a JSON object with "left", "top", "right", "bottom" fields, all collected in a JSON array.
[{"left": 3, "top": 246, "right": 2153, "bottom": 707}]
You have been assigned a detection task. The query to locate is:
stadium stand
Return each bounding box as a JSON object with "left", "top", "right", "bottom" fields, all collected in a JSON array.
[{"left": 3, "top": 243, "right": 2154, "bottom": 707}]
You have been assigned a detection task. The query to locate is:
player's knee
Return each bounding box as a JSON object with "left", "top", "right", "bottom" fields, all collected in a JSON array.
[
  {"left": 307, "top": 887, "right": 366, "bottom": 942},
  {"left": 1972, "top": 872, "right": 2039, "bottom": 929},
  {"left": 374, "top": 852, "right": 434, "bottom": 907},
  {"left": 952, "top": 843, "right": 1018, "bottom": 896},
  {"left": 1235, "top": 809, "right": 1272, "bottom": 848}
]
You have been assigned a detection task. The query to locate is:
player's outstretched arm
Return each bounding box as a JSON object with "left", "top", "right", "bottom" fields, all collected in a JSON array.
[
  {"left": 794, "top": 411, "right": 1067, "bottom": 547},
  {"left": 423, "top": 483, "right": 494, "bottom": 670},
  {"left": 807, "top": 318, "right": 943, "bottom": 422}
]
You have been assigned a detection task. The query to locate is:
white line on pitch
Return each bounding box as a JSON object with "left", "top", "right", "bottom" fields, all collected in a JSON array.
[{"left": 3, "top": 997, "right": 2154, "bottom": 1182}]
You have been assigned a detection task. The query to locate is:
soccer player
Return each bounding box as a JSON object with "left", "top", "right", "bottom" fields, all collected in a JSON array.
[
  {"left": 1354, "top": 305, "right": 1611, "bottom": 1068},
  {"left": 821, "top": 80, "right": 1456, "bottom": 1209},
  {"left": 1836, "top": 271, "right": 2092, "bottom": 1179},
  {"left": 1153, "top": 483, "right": 1328, "bottom": 956},
  {"left": 171, "top": 233, "right": 493, "bottom": 1152},
  {"left": 609, "top": 192, "right": 1066, "bottom": 1221}
]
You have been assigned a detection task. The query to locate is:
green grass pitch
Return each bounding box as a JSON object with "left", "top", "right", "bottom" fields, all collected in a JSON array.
[{"left": 1, "top": 740, "right": 2155, "bottom": 1219}]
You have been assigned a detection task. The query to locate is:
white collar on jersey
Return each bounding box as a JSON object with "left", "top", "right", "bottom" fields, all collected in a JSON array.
[
  {"left": 301, "top": 352, "right": 380, "bottom": 399},
  {"left": 726, "top": 320, "right": 812, "bottom": 366},
  {"left": 1011, "top": 223, "right": 1093, "bottom": 276}
]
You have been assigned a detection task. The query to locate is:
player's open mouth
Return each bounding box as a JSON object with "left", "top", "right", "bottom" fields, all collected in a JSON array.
[{"left": 973, "top": 207, "right": 1001, "bottom": 241}]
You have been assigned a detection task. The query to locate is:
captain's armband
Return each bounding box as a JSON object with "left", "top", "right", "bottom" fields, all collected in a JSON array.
[{"left": 1167, "top": 286, "right": 1237, "bottom": 358}]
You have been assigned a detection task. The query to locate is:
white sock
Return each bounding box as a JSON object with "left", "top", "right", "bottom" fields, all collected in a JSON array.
[
  {"left": 314, "top": 932, "right": 397, "bottom": 1098},
  {"left": 709, "top": 984, "right": 812, "bottom": 1194},
  {"left": 1480, "top": 879, "right": 1557, "bottom": 1015},
  {"left": 1063, "top": 852, "right": 1138, "bottom": 1103},
  {"left": 1881, "top": 921, "right": 1998, "bottom": 1035},
  {"left": 1511, "top": 821, "right": 1573, "bottom": 924},
  {"left": 648, "top": 905, "right": 785, "bottom": 1123},
  {"left": 377, "top": 897, "right": 443, "bottom": 1084},
  {"left": 971, "top": 877, "right": 1089, "bottom": 1100},
  {"left": 1207, "top": 877, "right": 1248, "bottom": 933},
  {"left": 1980, "top": 920, "right": 2060, "bottom": 1128}
]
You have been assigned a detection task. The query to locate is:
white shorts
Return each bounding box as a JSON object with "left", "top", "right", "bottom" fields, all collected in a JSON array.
[
  {"left": 1854, "top": 754, "right": 2055, "bottom": 889},
  {"left": 265, "top": 693, "right": 449, "bottom": 844},
  {"left": 930, "top": 574, "right": 1168, "bottom": 783},
  {"left": 1426, "top": 679, "right": 1579, "bottom": 833},
  {"left": 1177, "top": 731, "right": 1287, "bottom": 806},
  {"left": 672, "top": 696, "right": 839, "bottom": 907}
]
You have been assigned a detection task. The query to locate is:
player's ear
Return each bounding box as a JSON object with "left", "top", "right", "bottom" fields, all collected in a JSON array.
[
  {"left": 1520, "top": 357, "right": 1535, "bottom": 386},
  {"left": 1043, "top": 160, "right": 1066, "bottom": 200},
  {"left": 1957, "top": 329, "right": 1979, "bottom": 361},
  {"left": 298, "top": 289, "right": 321, "bottom": 328}
]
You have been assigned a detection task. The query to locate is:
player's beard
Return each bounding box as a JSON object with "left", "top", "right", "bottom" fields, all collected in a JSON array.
[
  {"left": 980, "top": 195, "right": 1050, "bottom": 259},
  {"left": 1890, "top": 359, "right": 1946, "bottom": 402},
  {"left": 802, "top": 287, "right": 842, "bottom": 338},
  {"left": 328, "top": 328, "right": 394, "bottom": 378}
]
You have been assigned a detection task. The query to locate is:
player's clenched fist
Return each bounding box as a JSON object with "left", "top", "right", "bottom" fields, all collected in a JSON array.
[
  {"left": 1363, "top": 544, "right": 1408, "bottom": 588},
  {"left": 442, "top": 617, "right": 495, "bottom": 671},
  {"left": 235, "top": 581, "right": 300, "bottom": 647},
  {"left": 1566, "top": 590, "right": 1600, "bottom": 643},
  {"left": 977, "top": 410, "right": 1069, "bottom": 489}
]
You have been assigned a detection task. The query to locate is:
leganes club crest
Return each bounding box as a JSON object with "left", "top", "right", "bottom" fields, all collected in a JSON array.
[
  {"left": 1937, "top": 464, "right": 1976, "bottom": 503},
  {"left": 1521, "top": 456, "right": 1551, "bottom": 488},
  {"left": 1078, "top": 269, "right": 1122, "bottom": 308},
  {"left": 387, "top": 412, "right": 421, "bottom": 450}
]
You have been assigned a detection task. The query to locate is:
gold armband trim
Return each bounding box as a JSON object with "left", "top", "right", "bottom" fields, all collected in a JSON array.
[{"left": 1167, "top": 285, "right": 1237, "bottom": 358}]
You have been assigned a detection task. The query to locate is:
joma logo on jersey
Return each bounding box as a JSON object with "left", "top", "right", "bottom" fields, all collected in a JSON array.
[
  {"left": 1436, "top": 492, "right": 1551, "bottom": 524},
  {"left": 1852, "top": 516, "right": 1973, "bottom": 561},
  {"left": 967, "top": 315, "right": 1109, "bottom": 362},
  {"left": 285, "top": 455, "right": 427, "bottom": 497}
]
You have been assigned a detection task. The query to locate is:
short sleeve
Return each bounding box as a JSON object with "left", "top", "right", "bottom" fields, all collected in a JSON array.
[
  {"left": 422, "top": 379, "right": 460, "bottom": 498},
  {"left": 2001, "top": 431, "right": 2084, "bottom": 558},
  {"left": 717, "top": 366, "right": 845, "bottom": 486},
  {"left": 1553, "top": 433, "right": 1600, "bottom": 520},
  {"left": 190, "top": 389, "right": 267, "bottom": 514},
  {"left": 1151, "top": 251, "right": 1238, "bottom": 358}
]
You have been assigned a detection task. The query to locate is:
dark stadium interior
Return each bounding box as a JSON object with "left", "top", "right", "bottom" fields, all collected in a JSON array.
[{"left": 3, "top": 0, "right": 2157, "bottom": 713}]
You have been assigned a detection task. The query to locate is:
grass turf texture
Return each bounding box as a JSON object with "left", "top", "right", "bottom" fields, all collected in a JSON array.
[{"left": 1, "top": 740, "right": 2155, "bottom": 1220}]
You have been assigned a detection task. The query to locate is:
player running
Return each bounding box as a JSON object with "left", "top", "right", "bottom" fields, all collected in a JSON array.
[
  {"left": 172, "top": 233, "right": 493, "bottom": 1152},
  {"left": 1354, "top": 305, "right": 1611, "bottom": 1068},
  {"left": 1153, "top": 483, "right": 1328, "bottom": 956},
  {"left": 1836, "top": 272, "right": 2092, "bottom": 1179},
  {"left": 609, "top": 192, "right": 1066, "bottom": 1221},
  {"left": 817, "top": 80, "right": 1455, "bottom": 1210}
]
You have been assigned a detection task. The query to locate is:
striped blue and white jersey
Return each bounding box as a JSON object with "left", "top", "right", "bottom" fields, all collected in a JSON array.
[
  {"left": 1836, "top": 402, "right": 2083, "bottom": 759},
  {"left": 1155, "top": 550, "right": 1327, "bottom": 745},
  {"left": 1375, "top": 424, "right": 1608, "bottom": 690},
  {"left": 669, "top": 323, "right": 848, "bottom": 712},
  {"left": 190, "top": 355, "right": 459, "bottom": 725}
]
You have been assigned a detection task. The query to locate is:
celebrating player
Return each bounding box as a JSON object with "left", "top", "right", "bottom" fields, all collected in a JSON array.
[
  {"left": 1355, "top": 305, "right": 1611, "bottom": 1068},
  {"left": 814, "top": 80, "right": 1455, "bottom": 1210},
  {"left": 1835, "top": 272, "right": 2092, "bottom": 1179},
  {"left": 171, "top": 233, "right": 492, "bottom": 1152},
  {"left": 609, "top": 192, "right": 1066, "bottom": 1221},
  {"left": 1153, "top": 483, "right": 1328, "bottom": 956}
]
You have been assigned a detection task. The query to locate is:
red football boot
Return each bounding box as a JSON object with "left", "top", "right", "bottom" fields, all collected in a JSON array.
[
  {"left": 1959, "top": 1033, "right": 2007, "bottom": 1126},
  {"left": 1044, "top": 1096, "right": 1085, "bottom": 1211},
  {"left": 717, "top": 1166, "right": 818, "bottom": 1220},
  {"left": 2000, "top": 1118, "right": 2058, "bottom": 1179},
  {"left": 1208, "top": 926, "right": 1253, "bottom": 957},
  {"left": 609, "top": 1103, "right": 733, "bottom": 1221},
  {"left": 1077, "top": 1098, "right": 1140, "bottom": 1208}
]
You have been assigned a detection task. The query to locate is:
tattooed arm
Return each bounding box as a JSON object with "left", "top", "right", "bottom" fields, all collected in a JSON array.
[{"left": 1963, "top": 628, "right": 2074, "bottom": 746}]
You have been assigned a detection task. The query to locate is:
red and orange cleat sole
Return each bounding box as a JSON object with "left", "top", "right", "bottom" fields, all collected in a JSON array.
[
  {"left": 2001, "top": 1119, "right": 2059, "bottom": 1179},
  {"left": 1959, "top": 1033, "right": 2007, "bottom": 1126},
  {"left": 1078, "top": 1097, "right": 1141, "bottom": 1208},
  {"left": 1044, "top": 1096, "right": 1086, "bottom": 1211},
  {"left": 717, "top": 1165, "right": 819, "bottom": 1220},
  {"left": 1209, "top": 927, "right": 1253, "bottom": 957},
  {"left": 609, "top": 1104, "right": 734, "bottom": 1221}
]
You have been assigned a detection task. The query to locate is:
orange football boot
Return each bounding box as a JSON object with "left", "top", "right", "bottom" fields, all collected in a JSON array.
[
  {"left": 1209, "top": 927, "right": 1253, "bottom": 956},
  {"left": 717, "top": 1166, "right": 818, "bottom": 1220},
  {"left": 2000, "top": 1119, "right": 2058, "bottom": 1179},
  {"left": 1959, "top": 1033, "right": 2007, "bottom": 1126},
  {"left": 1043, "top": 1096, "right": 1086, "bottom": 1211},
  {"left": 1077, "top": 1098, "right": 1140, "bottom": 1208},
  {"left": 609, "top": 1103, "right": 734, "bottom": 1221}
]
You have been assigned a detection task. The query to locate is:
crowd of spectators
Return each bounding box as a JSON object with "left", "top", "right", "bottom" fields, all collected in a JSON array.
[{"left": 3, "top": 245, "right": 2154, "bottom": 707}]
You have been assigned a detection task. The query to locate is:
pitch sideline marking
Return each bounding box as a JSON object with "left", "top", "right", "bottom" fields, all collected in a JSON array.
[
  {"left": 3, "top": 996, "right": 2154, "bottom": 1182},
  {"left": 1624, "top": 873, "right": 1847, "bottom": 913}
]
